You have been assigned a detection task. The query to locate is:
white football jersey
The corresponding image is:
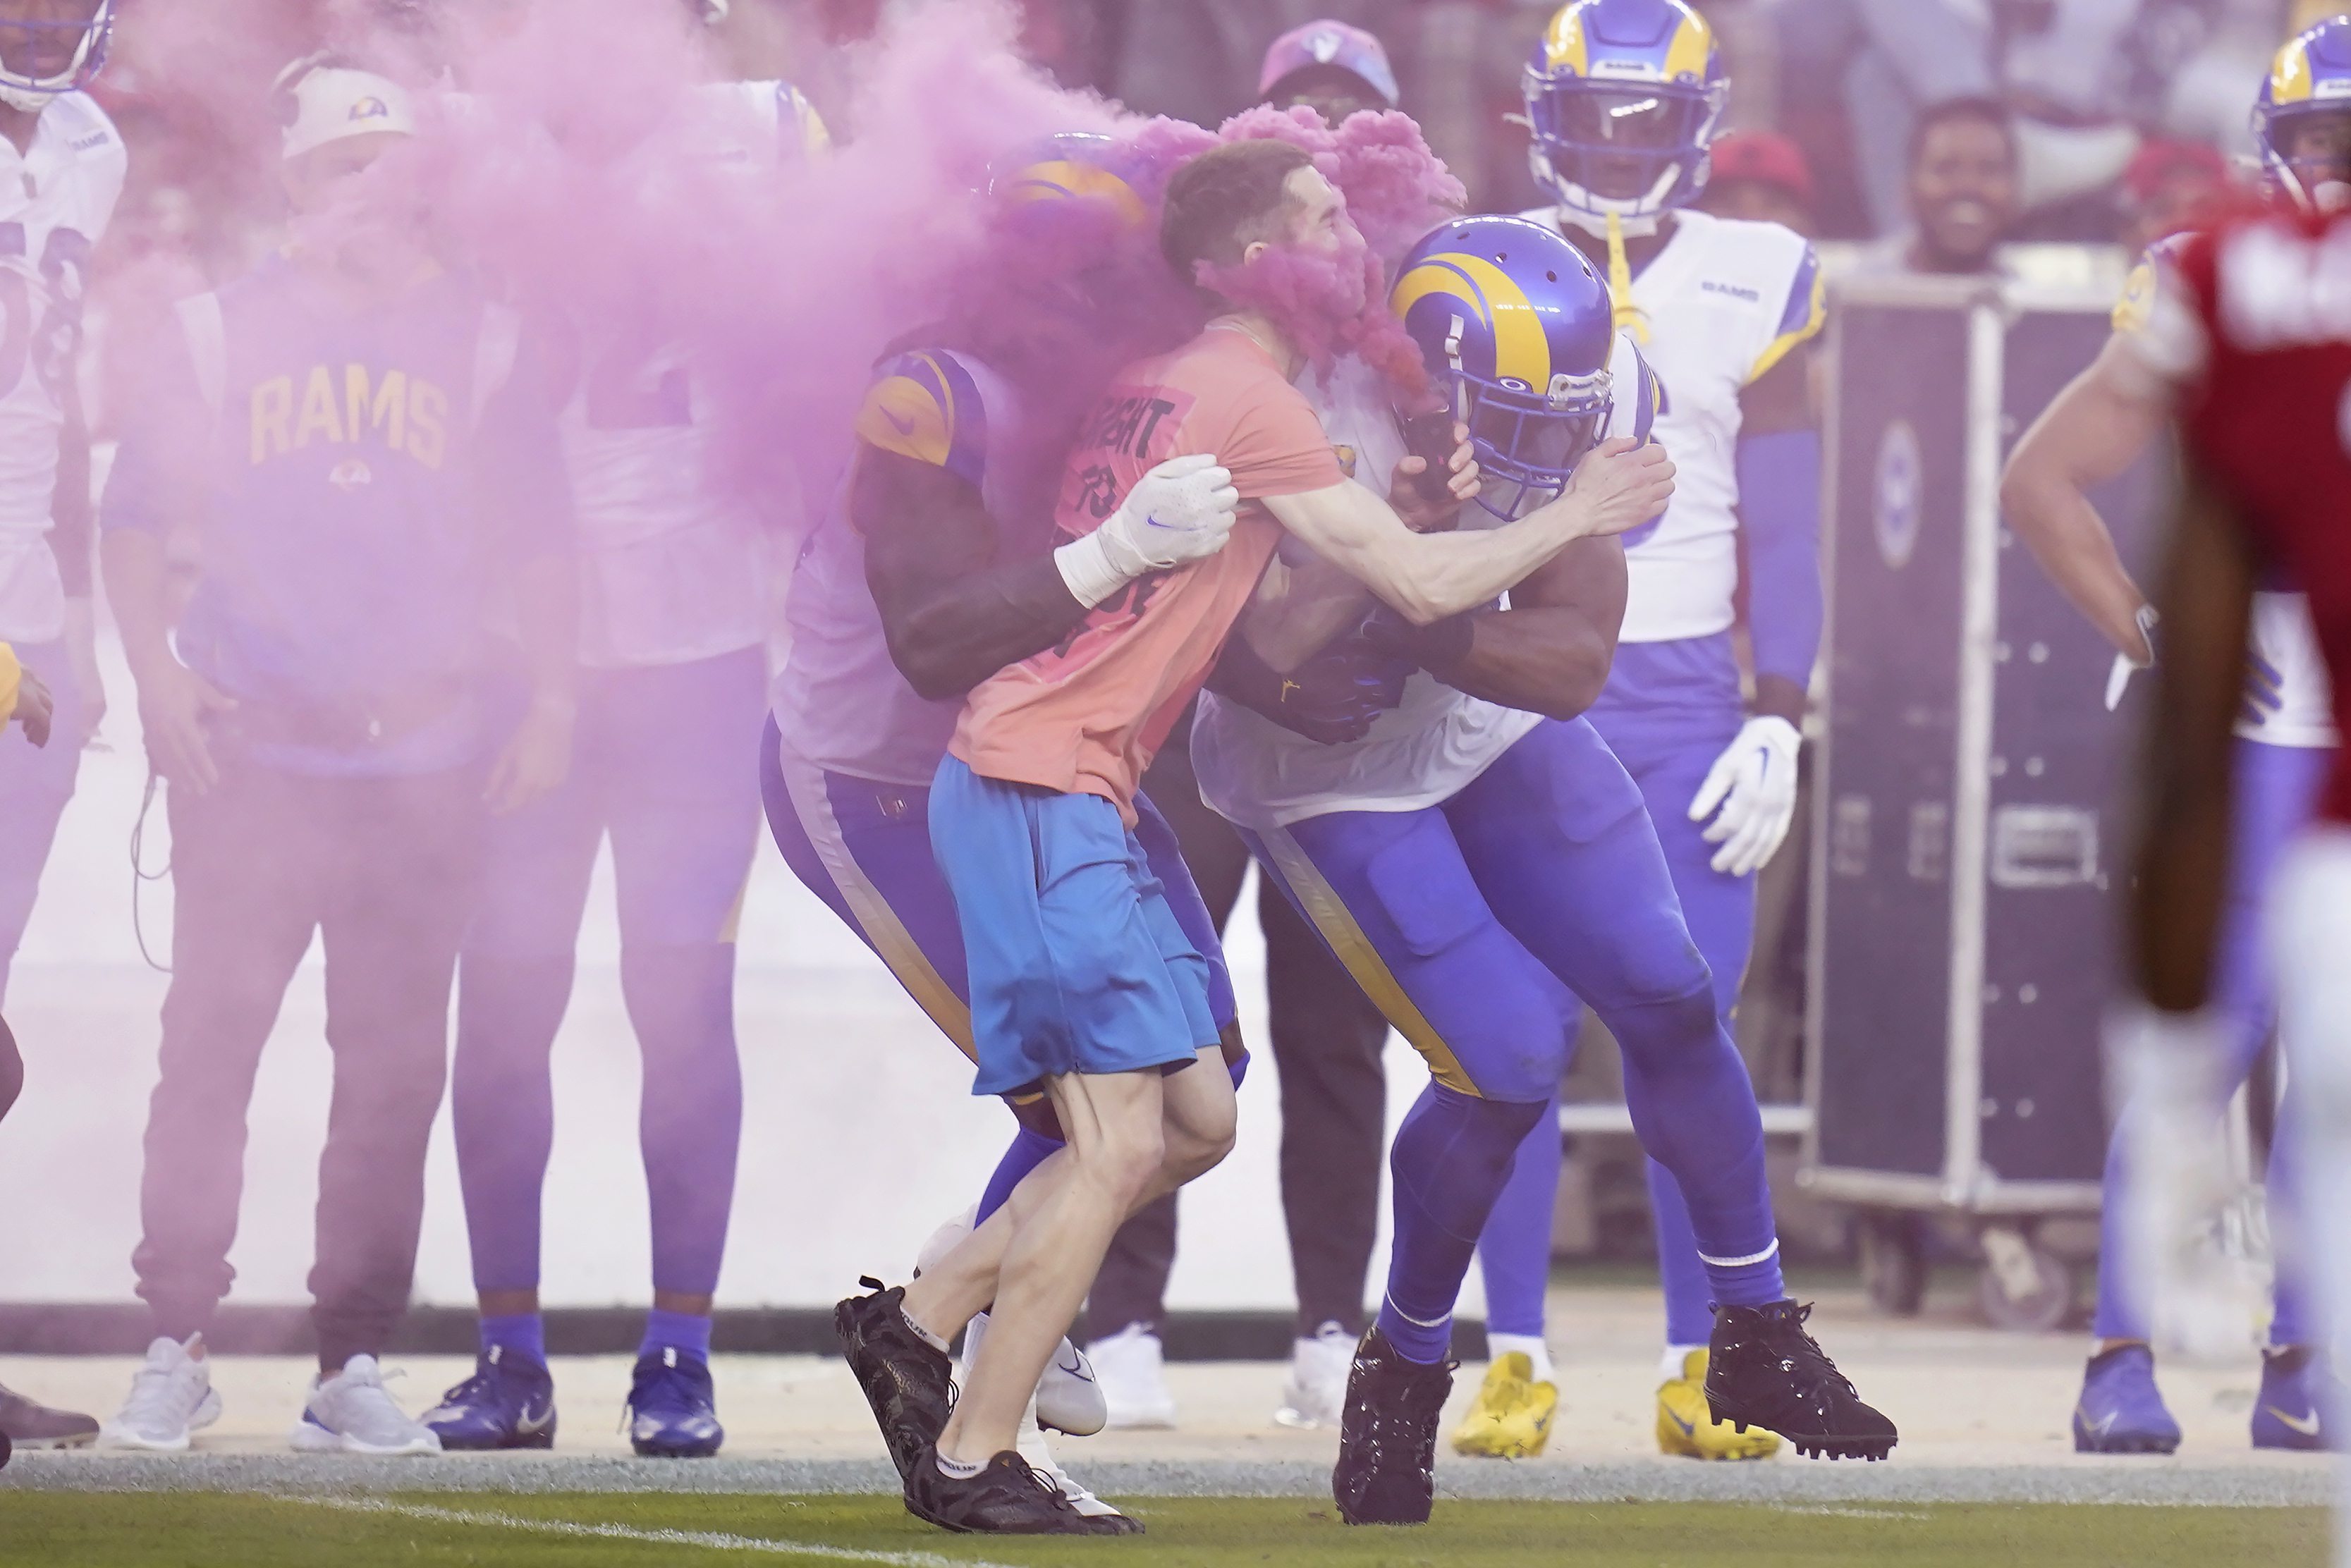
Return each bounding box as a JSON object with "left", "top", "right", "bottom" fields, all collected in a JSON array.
[
  {"left": 1520, "top": 206, "right": 1821, "bottom": 647},
  {"left": 0, "top": 93, "right": 123, "bottom": 644},
  {"left": 1192, "top": 343, "right": 1649, "bottom": 832},
  {"left": 561, "top": 81, "right": 826, "bottom": 669}
]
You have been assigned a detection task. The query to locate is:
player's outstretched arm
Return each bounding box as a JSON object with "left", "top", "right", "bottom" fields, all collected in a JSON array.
[
  {"left": 1261, "top": 437, "right": 1671, "bottom": 630},
  {"left": 862, "top": 451, "right": 1237, "bottom": 700},
  {"left": 1999, "top": 332, "right": 2164, "bottom": 663},
  {"left": 2127, "top": 457, "right": 2257, "bottom": 1015}
]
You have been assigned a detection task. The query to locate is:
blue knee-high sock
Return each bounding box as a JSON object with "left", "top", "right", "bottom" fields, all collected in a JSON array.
[
  {"left": 453, "top": 953, "right": 575, "bottom": 1295},
  {"left": 977, "top": 1125, "right": 1062, "bottom": 1225},
  {"left": 1612, "top": 986, "right": 1784, "bottom": 1308},
  {"left": 1474, "top": 1093, "right": 1562, "bottom": 1340},
  {"left": 2268, "top": 1103, "right": 2313, "bottom": 1347},
  {"left": 622, "top": 943, "right": 743, "bottom": 1300},
  {"left": 1644, "top": 1158, "right": 1718, "bottom": 1345},
  {"left": 480, "top": 1311, "right": 546, "bottom": 1366},
  {"left": 640, "top": 1306, "right": 714, "bottom": 1362},
  {"left": 1379, "top": 1084, "right": 1550, "bottom": 1364}
]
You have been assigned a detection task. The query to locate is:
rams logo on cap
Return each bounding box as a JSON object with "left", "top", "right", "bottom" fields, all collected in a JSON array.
[{"left": 348, "top": 97, "right": 391, "bottom": 123}]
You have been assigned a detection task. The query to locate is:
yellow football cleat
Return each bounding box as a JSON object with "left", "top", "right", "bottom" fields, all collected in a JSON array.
[
  {"left": 1448, "top": 1352, "right": 1558, "bottom": 1459},
  {"left": 1656, "top": 1349, "right": 1781, "bottom": 1460}
]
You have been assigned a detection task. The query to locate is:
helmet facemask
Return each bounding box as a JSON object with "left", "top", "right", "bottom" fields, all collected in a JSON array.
[
  {"left": 0, "top": 0, "right": 112, "bottom": 114},
  {"left": 1525, "top": 73, "right": 1722, "bottom": 230},
  {"left": 1435, "top": 333, "right": 1613, "bottom": 522}
]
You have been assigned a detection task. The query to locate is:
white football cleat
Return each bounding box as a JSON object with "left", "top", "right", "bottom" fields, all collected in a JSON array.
[
  {"left": 291, "top": 1355, "right": 441, "bottom": 1456},
  {"left": 963, "top": 1310, "right": 1108, "bottom": 1438},
  {"left": 1086, "top": 1322, "right": 1176, "bottom": 1430},
  {"left": 98, "top": 1335, "right": 222, "bottom": 1452},
  {"left": 1274, "top": 1321, "right": 1355, "bottom": 1430}
]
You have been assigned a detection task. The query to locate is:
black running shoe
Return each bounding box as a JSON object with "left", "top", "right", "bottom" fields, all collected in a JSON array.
[
  {"left": 836, "top": 1276, "right": 955, "bottom": 1483},
  {"left": 0, "top": 1385, "right": 97, "bottom": 1450},
  {"left": 1332, "top": 1328, "right": 1457, "bottom": 1526},
  {"left": 1705, "top": 1300, "right": 1898, "bottom": 1461},
  {"left": 903, "top": 1447, "right": 1136, "bottom": 1536}
]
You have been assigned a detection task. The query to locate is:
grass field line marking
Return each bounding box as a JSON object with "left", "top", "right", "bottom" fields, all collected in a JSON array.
[
  {"left": 279, "top": 1493, "right": 1026, "bottom": 1568},
  {"left": 1765, "top": 1504, "right": 1933, "bottom": 1521}
]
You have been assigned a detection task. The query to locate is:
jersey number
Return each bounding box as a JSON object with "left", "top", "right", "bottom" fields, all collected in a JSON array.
[{"left": 0, "top": 224, "right": 90, "bottom": 406}]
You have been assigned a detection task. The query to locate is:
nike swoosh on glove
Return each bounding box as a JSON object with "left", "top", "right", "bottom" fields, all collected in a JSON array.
[
  {"left": 1056, "top": 453, "right": 1241, "bottom": 608},
  {"left": 1687, "top": 715, "right": 1802, "bottom": 878}
]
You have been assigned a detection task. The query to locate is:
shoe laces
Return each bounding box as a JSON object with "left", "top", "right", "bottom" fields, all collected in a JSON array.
[
  {"left": 436, "top": 1355, "right": 515, "bottom": 1412},
  {"left": 1757, "top": 1303, "right": 1857, "bottom": 1398},
  {"left": 122, "top": 1358, "right": 206, "bottom": 1426}
]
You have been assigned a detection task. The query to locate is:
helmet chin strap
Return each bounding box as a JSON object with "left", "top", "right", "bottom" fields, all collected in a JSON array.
[
  {"left": 1551, "top": 204, "right": 1660, "bottom": 241},
  {"left": 0, "top": 82, "right": 56, "bottom": 114}
]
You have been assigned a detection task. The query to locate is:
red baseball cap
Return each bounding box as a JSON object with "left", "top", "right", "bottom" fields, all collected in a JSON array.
[
  {"left": 2122, "top": 138, "right": 2229, "bottom": 204},
  {"left": 1706, "top": 130, "right": 1816, "bottom": 214}
]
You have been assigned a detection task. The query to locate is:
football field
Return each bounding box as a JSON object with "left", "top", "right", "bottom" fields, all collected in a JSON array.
[{"left": 2, "top": 1493, "right": 2328, "bottom": 1568}]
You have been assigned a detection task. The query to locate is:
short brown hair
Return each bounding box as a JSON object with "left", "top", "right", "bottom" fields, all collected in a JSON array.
[{"left": 1160, "top": 138, "right": 1315, "bottom": 286}]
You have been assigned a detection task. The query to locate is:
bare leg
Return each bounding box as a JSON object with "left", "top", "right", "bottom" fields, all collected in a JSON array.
[
  {"left": 937, "top": 1070, "right": 1166, "bottom": 1465},
  {"left": 905, "top": 1050, "right": 1238, "bottom": 1340}
]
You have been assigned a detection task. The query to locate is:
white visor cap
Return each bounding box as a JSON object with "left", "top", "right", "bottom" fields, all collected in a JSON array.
[{"left": 281, "top": 66, "right": 416, "bottom": 163}]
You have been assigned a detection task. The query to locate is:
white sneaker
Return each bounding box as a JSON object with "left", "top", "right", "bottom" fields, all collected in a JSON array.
[
  {"left": 98, "top": 1335, "right": 223, "bottom": 1452},
  {"left": 291, "top": 1355, "right": 441, "bottom": 1456},
  {"left": 1274, "top": 1321, "right": 1357, "bottom": 1430},
  {"left": 1016, "top": 1398, "right": 1133, "bottom": 1526},
  {"left": 965, "top": 1311, "right": 1108, "bottom": 1438},
  {"left": 1086, "top": 1323, "right": 1176, "bottom": 1430}
]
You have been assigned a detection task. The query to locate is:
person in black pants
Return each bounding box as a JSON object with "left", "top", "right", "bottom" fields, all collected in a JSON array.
[{"left": 1085, "top": 701, "right": 1393, "bottom": 1429}]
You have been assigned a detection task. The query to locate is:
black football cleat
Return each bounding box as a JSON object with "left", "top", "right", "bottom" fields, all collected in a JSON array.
[
  {"left": 903, "top": 1447, "right": 1137, "bottom": 1535},
  {"left": 1333, "top": 1328, "right": 1457, "bottom": 1526},
  {"left": 1705, "top": 1300, "right": 1898, "bottom": 1462},
  {"left": 835, "top": 1276, "right": 955, "bottom": 1483},
  {"left": 0, "top": 1385, "right": 98, "bottom": 1450}
]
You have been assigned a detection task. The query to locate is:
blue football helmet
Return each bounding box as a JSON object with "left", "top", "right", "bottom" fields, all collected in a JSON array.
[
  {"left": 1523, "top": 0, "right": 1727, "bottom": 226},
  {"left": 2255, "top": 17, "right": 2351, "bottom": 210},
  {"left": 1392, "top": 214, "right": 1649, "bottom": 522},
  {"left": 0, "top": 0, "right": 112, "bottom": 113}
]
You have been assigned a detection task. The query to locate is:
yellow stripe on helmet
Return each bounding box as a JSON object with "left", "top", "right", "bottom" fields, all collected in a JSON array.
[
  {"left": 1542, "top": 5, "right": 1589, "bottom": 75},
  {"left": 1391, "top": 252, "right": 1553, "bottom": 391},
  {"left": 1663, "top": 8, "right": 1714, "bottom": 83},
  {"left": 1001, "top": 159, "right": 1149, "bottom": 229},
  {"left": 2275, "top": 34, "right": 2318, "bottom": 106}
]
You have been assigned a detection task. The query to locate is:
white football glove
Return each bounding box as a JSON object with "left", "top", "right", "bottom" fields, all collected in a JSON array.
[
  {"left": 1054, "top": 453, "right": 1240, "bottom": 608},
  {"left": 1687, "top": 716, "right": 1802, "bottom": 878}
]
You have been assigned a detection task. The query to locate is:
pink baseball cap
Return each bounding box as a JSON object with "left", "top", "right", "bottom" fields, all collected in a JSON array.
[{"left": 1259, "top": 20, "right": 1400, "bottom": 110}]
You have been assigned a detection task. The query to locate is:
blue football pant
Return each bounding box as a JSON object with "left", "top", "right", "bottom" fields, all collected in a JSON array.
[
  {"left": 2094, "top": 736, "right": 2332, "bottom": 1345},
  {"left": 1475, "top": 637, "right": 1758, "bottom": 1347},
  {"left": 1248, "top": 718, "right": 1779, "bottom": 1355},
  {"left": 0, "top": 637, "right": 85, "bottom": 1008},
  {"left": 453, "top": 647, "right": 766, "bottom": 1300}
]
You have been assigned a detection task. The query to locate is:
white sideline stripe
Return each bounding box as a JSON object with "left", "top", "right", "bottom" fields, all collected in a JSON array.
[{"left": 281, "top": 1495, "right": 1026, "bottom": 1568}]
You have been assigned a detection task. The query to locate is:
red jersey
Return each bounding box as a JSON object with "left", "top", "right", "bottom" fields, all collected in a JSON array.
[{"left": 2137, "top": 201, "right": 2351, "bottom": 823}]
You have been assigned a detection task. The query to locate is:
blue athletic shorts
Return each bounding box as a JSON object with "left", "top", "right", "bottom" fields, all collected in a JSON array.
[
  {"left": 761, "top": 721, "right": 1234, "bottom": 1078},
  {"left": 929, "top": 754, "right": 1222, "bottom": 1098}
]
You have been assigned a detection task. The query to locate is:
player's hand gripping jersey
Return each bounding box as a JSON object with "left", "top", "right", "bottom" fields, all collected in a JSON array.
[
  {"left": 0, "top": 91, "right": 121, "bottom": 645},
  {"left": 2118, "top": 236, "right": 2338, "bottom": 749},
  {"left": 2131, "top": 202, "right": 2351, "bottom": 821},
  {"left": 1518, "top": 206, "right": 1820, "bottom": 644},
  {"left": 950, "top": 327, "right": 1343, "bottom": 819}
]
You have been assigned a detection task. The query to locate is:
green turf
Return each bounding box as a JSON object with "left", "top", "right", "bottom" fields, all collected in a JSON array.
[{"left": 0, "top": 1493, "right": 2327, "bottom": 1567}]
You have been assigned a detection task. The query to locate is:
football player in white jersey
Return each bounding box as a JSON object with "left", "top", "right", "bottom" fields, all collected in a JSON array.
[
  {"left": 0, "top": 0, "right": 121, "bottom": 1456},
  {"left": 1997, "top": 18, "right": 2345, "bottom": 1455},
  {"left": 1462, "top": 0, "right": 1828, "bottom": 1460},
  {"left": 422, "top": 0, "right": 829, "bottom": 1459}
]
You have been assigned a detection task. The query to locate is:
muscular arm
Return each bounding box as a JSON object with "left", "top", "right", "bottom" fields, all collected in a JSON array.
[
  {"left": 1999, "top": 333, "right": 2163, "bottom": 661},
  {"left": 2127, "top": 457, "right": 2256, "bottom": 1014},
  {"left": 1260, "top": 438, "right": 1669, "bottom": 630},
  {"left": 857, "top": 448, "right": 1087, "bottom": 702},
  {"left": 1398, "top": 535, "right": 1628, "bottom": 721}
]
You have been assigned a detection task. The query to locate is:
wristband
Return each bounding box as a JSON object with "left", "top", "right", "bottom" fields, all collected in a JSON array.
[{"left": 1054, "top": 532, "right": 1132, "bottom": 611}]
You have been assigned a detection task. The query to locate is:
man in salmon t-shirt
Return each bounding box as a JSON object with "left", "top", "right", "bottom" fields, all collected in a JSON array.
[{"left": 901, "top": 136, "right": 1675, "bottom": 1533}]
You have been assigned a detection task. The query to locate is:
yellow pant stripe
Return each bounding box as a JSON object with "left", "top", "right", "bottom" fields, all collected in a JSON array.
[
  {"left": 776, "top": 744, "right": 977, "bottom": 1062},
  {"left": 1257, "top": 823, "right": 1479, "bottom": 1098}
]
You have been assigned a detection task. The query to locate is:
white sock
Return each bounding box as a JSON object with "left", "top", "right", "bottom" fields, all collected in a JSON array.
[
  {"left": 935, "top": 1450, "right": 985, "bottom": 1480},
  {"left": 903, "top": 1306, "right": 949, "bottom": 1354},
  {"left": 1486, "top": 1333, "right": 1554, "bottom": 1384},
  {"left": 1661, "top": 1343, "right": 1705, "bottom": 1383}
]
